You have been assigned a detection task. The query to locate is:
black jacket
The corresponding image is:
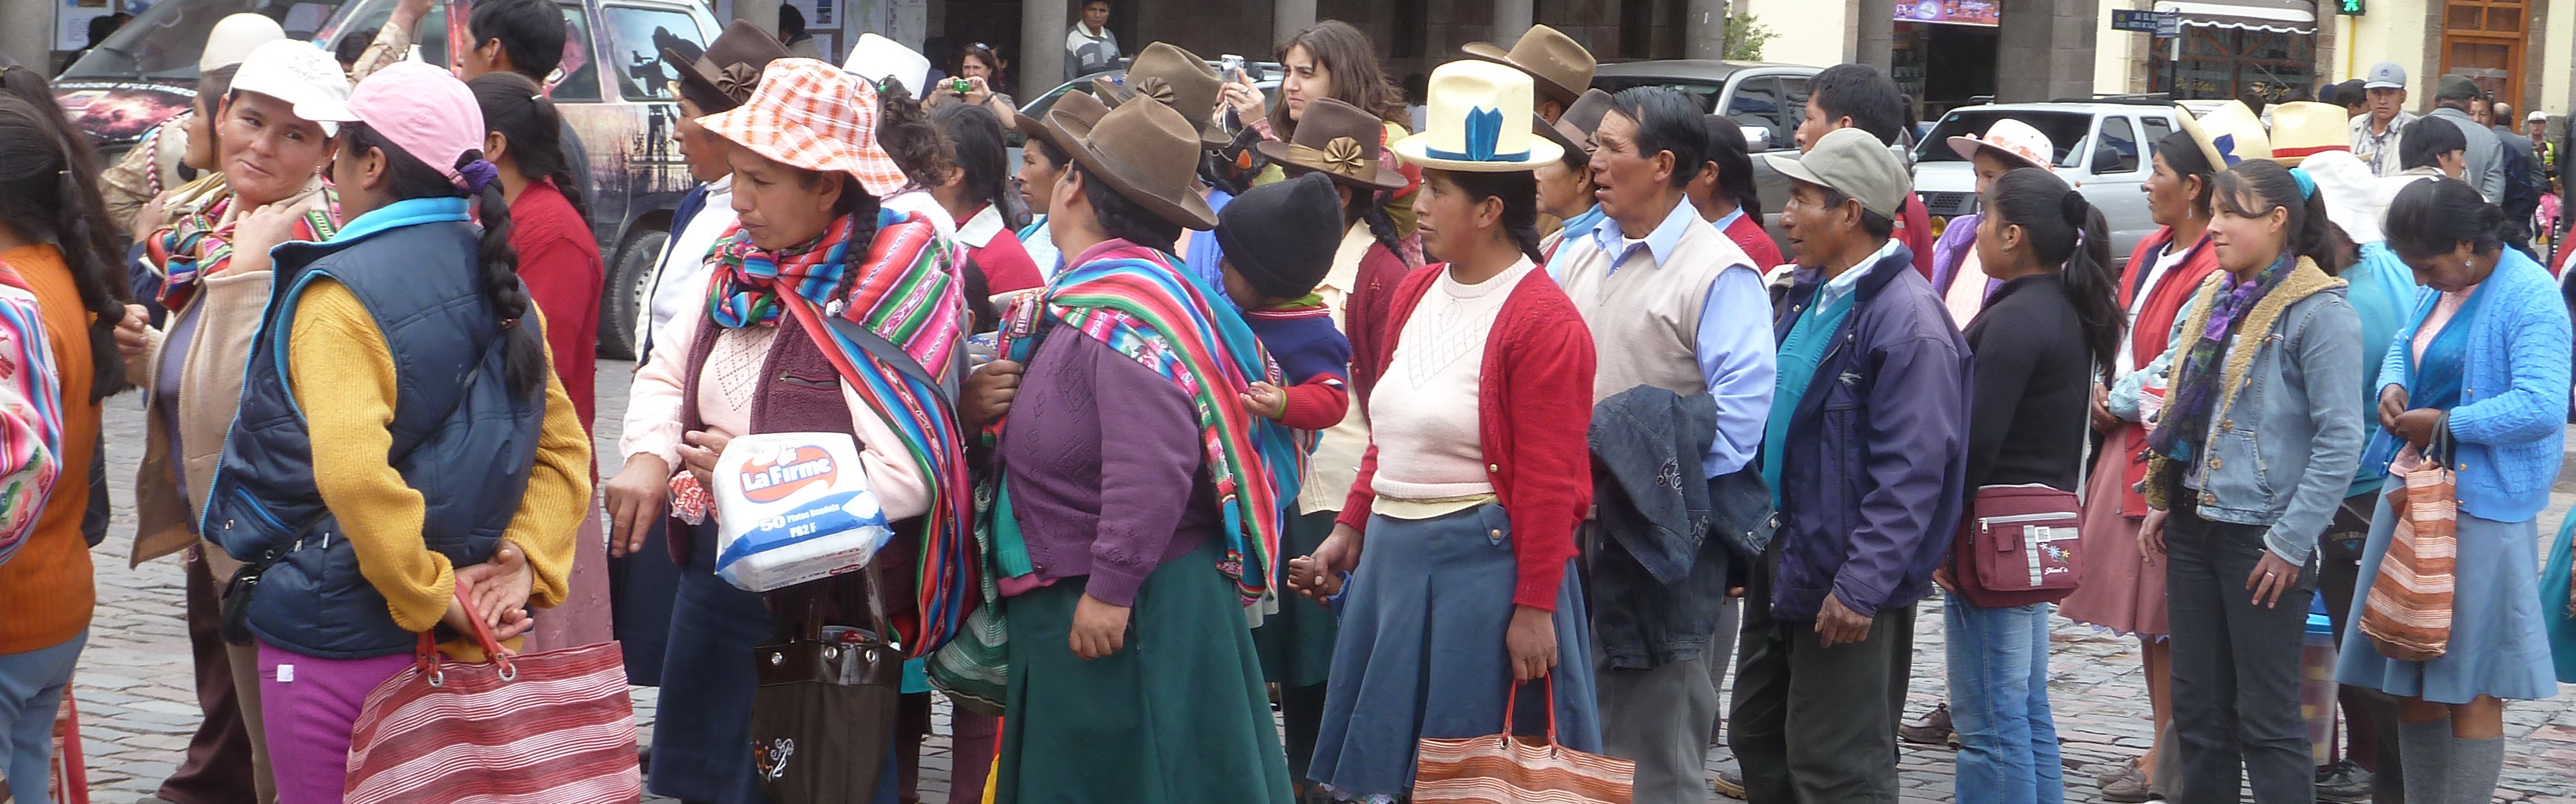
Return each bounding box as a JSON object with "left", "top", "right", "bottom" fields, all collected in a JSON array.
[
  {"left": 1961, "top": 273, "right": 2092, "bottom": 493},
  {"left": 1588, "top": 386, "right": 1769, "bottom": 670}
]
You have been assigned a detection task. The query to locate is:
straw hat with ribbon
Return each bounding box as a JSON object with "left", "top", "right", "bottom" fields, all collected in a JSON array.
[
  {"left": 1092, "top": 42, "right": 1229, "bottom": 148},
  {"left": 1255, "top": 97, "right": 1406, "bottom": 191},
  {"left": 695, "top": 58, "right": 909, "bottom": 197},
  {"left": 1048, "top": 95, "right": 1221, "bottom": 230},
  {"left": 663, "top": 19, "right": 792, "bottom": 111},
  {"left": 1014, "top": 88, "right": 1109, "bottom": 157},
  {"left": 2175, "top": 100, "right": 2272, "bottom": 170},
  {"left": 1946, "top": 116, "right": 2056, "bottom": 170},
  {"left": 2266, "top": 101, "right": 2350, "bottom": 167},
  {"left": 1461, "top": 24, "right": 1597, "bottom": 107},
  {"left": 1392, "top": 60, "right": 1563, "bottom": 172},
  {"left": 1535, "top": 87, "right": 1615, "bottom": 158}
]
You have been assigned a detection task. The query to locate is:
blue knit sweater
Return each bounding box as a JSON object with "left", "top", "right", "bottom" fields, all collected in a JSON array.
[{"left": 2370, "top": 248, "right": 2573, "bottom": 522}]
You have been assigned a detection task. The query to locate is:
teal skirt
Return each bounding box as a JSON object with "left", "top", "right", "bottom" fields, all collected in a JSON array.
[
  {"left": 2543, "top": 511, "right": 2576, "bottom": 684},
  {"left": 1251, "top": 510, "right": 1341, "bottom": 688},
  {"left": 994, "top": 539, "right": 1293, "bottom": 804}
]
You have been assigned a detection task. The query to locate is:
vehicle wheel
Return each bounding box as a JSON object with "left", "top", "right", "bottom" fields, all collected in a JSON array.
[{"left": 598, "top": 228, "right": 667, "bottom": 360}]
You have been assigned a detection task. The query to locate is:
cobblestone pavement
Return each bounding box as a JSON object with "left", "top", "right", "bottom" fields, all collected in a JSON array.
[{"left": 65, "top": 360, "right": 2576, "bottom": 803}]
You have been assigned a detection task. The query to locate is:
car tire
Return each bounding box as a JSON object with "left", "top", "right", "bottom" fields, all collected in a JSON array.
[{"left": 598, "top": 228, "right": 667, "bottom": 360}]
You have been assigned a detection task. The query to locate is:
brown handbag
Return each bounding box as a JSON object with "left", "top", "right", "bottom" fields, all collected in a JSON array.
[
  {"left": 1412, "top": 679, "right": 1635, "bottom": 803},
  {"left": 748, "top": 575, "right": 904, "bottom": 803},
  {"left": 2360, "top": 427, "right": 2458, "bottom": 662}
]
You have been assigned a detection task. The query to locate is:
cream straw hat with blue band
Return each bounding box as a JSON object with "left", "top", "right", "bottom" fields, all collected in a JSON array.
[{"left": 1392, "top": 60, "right": 1564, "bottom": 172}]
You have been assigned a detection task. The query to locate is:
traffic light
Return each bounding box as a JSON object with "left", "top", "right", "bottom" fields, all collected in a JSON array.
[{"left": 2338, "top": 0, "right": 2364, "bottom": 14}]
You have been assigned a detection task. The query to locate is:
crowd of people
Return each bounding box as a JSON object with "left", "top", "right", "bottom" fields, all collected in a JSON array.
[{"left": 0, "top": 5, "right": 2572, "bottom": 804}]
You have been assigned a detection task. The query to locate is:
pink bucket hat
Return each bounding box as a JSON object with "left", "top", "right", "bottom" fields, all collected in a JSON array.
[
  {"left": 296, "top": 61, "right": 490, "bottom": 190},
  {"left": 695, "top": 58, "right": 907, "bottom": 197}
]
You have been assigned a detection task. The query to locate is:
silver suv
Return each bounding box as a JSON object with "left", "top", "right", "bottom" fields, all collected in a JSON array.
[{"left": 1911, "top": 101, "right": 2185, "bottom": 266}]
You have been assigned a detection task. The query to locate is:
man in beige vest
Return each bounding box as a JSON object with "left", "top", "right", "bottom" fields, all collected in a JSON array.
[{"left": 1550, "top": 86, "right": 1776, "bottom": 804}]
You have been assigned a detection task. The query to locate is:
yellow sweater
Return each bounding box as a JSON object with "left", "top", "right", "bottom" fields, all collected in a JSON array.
[{"left": 288, "top": 279, "right": 592, "bottom": 660}]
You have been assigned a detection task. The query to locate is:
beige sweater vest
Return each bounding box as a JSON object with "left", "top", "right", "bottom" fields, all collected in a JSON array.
[{"left": 1553, "top": 215, "right": 1752, "bottom": 403}]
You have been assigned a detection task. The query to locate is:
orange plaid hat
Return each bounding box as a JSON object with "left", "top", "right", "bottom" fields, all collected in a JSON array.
[{"left": 695, "top": 58, "right": 907, "bottom": 197}]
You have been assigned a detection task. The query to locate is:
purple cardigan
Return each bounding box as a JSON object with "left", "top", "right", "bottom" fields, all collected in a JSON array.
[{"left": 999, "top": 325, "right": 1219, "bottom": 606}]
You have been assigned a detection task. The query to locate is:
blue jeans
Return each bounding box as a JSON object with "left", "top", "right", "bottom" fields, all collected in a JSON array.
[
  {"left": 0, "top": 629, "right": 86, "bottom": 804},
  {"left": 1944, "top": 596, "right": 2063, "bottom": 804}
]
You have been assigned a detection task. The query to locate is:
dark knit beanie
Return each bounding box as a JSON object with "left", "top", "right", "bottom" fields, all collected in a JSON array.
[{"left": 1215, "top": 172, "right": 1343, "bottom": 300}]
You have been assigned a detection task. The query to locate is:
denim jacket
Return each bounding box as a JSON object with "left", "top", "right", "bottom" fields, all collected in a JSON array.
[
  {"left": 1588, "top": 386, "right": 1756, "bottom": 669},
  {"left": 2142, "top": 259, "right": 2366, "bottom": 565}
]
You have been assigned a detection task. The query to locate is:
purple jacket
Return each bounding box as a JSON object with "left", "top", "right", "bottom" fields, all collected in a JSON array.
[{"left": 1765, "top": 244, "right": 1970, "bottom": 620}]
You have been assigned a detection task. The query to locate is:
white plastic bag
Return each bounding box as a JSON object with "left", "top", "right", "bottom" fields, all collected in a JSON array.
[{"left": 710, "top": 431, "right": 895, "bottom": 592}]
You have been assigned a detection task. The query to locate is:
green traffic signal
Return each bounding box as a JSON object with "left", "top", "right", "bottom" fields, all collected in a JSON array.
[{"left": 2339, "top": 0, "right": 2364, "bottom": 14}]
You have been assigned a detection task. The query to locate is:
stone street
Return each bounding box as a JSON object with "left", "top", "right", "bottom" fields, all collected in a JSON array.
[{"left": 58, "top": 360, "right": 2576, "bottom": 803}]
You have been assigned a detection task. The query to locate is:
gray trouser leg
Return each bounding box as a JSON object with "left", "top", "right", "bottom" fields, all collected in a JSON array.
[{"left": 1599, "top": 653, "right": 1722, "bottom": 804}]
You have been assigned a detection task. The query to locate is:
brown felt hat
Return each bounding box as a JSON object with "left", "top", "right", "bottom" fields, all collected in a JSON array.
[
  {"left": 1462, "top": 25, "right": 1596, "bottom": 107},
  {"left": 664, "top": 19, "right": 793, "bottom": 112},
  {"left": 1535, "top": 88, "right": 1615, "bottom": 157},
  {"left": 1049, "top": 95, "right": 1220, "bottom": 230},
  {"left": 1255, "top": 98, "right": 1406, "bottom": 191},
  {"left": 1014, "top": 89, "right": 1108, "bottom": 158},
  {"left": 1090, "top": 42, "right": 1228, "bottom": 148}
]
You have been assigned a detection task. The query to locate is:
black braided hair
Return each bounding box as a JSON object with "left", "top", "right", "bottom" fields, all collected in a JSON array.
[
  {"left": 343, "top": 120, "right": 547, "bottom": 400},
  {"left": 0, "top": 78, "right": 134, "bottom": 400},
  {"left": 468, "top": 72, "right": 589, "bottom": 221}
]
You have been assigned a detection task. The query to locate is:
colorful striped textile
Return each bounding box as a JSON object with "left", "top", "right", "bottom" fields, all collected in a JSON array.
[
  {"left": 1413, "top": 732, "right": 1634, "bottom": 803},
  {"left": 343, "top": 589, "right": 640, "bottom": 803},
  {"left": 763, "top": 209, "right": 975, "bottom": 655},
  {"left": 148, "top": 188, "right": 341, "bottom": 311},
  {"left": 990, "top": 243, "right": 1298, "bottom": 603},
  {"left": 2361, "top": 447, "right": 2458, "bottom": 662},
  {"left": 0, "top": 261, "right": 63, "bottom": 567}
]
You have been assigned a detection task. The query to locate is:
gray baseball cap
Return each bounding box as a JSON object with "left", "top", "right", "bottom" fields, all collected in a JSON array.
[
  {"left": 1764, "top": 127, "right": 1910, "bottom": 219},
  {"left": 2363, "top": 61, "right": 2406, "bottom": 90}
]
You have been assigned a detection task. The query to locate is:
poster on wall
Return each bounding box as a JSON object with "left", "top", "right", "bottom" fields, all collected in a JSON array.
[
  {"left": 1895, "top": 0, "right": 1999, "bottom": 27},
  {"left": 57, "top": 0, "right": 129, "bottom": 51}
]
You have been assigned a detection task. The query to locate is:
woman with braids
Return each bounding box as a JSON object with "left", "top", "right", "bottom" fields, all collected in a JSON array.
[
  {"left": 1690, "top": 113, "right": 1783, "bottom": 270},
  {"left": 1935, "top": 168, "right": 2125, "bottom": 804},
  {"left": 0, "top": 86, "right": 122, "bottom": 804},
  {"left": 2134, "top": 157, "right": 2365, "bottom": 804},
  {"left": 1292, "top": 63, "right": 1601, "bottom": 804},
  {"left": 1224, "top": 20, "right": 1425, "bottom": 266},
  {"left": 931, "top": 103, "right": 1045, "bottom": 296},
  {"left": 191, "top": 61, "right": 591, "bottom": 803},
  {"left": 620, "top": 59, "right": 970, "bottom": 803},
  {"left": 471, "top": 71, "right": 601, "bottom": 433},
  {"left": 2340, "top": 178, "right": 2570, "bottom": 804}
]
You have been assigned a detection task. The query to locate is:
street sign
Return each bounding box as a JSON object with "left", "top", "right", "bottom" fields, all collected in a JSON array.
[
  {"left": 2155, "top": 11, "right": 2182, "bottom": 38},
  {"left": 2111, "top": 9, "right": 2159, "bottom": 34}
]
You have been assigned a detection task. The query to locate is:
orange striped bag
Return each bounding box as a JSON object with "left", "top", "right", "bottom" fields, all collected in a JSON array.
[
  {"left": 2359, "top": 435, "right": 2458, "bottom": 662},
  {"left": 1412, "top": 679, "right": 1634, "bottom": 803},
  {"left": 342, "top": 587, "right": 641, "bottom": 803}
]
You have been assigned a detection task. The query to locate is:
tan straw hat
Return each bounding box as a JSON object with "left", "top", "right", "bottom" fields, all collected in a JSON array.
[{"left": 1391, "top": 60, "right": 1563, "bottom": 172}]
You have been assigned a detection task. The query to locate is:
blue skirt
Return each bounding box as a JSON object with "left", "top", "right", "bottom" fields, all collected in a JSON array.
[
  {"left": 647, "top": 522, "right": 778, "bottom": 803},
  {"left": 2336, "top": 495, "right": 2559, "bottom": 703},
  {"left": 1307, "top": 505, "right": 1602, "bottom": 799}
]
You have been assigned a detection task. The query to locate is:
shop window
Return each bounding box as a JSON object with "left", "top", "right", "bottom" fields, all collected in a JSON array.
[
  {"left": 2440, "top": 0, "right": 2526, "bottom": 104},
  {"left": 2149, "top": 27, "right": 2314, "bottom": 102}
]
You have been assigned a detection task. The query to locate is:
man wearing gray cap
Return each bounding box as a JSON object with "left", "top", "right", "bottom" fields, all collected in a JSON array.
[
  {"left": 2427, "top": 75, "right": 2507, "bottom": 201},
  {"left": 2348, "top": 62, "right": 2416, "bottom": 176},
  {"left": 1730, "top": 127, "right": 1970, "bottom": 803}
]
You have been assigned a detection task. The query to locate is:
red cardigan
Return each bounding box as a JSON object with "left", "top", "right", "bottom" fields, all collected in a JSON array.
[
  {"left": 1336, "top": 263, "right": 1597, "bottom": 609},
  {"left": 2111, "top": 226, "right": 2221, "bottom": 514},
  {"left": 509, "top": 179, "right": 601, "bottom": 435}
]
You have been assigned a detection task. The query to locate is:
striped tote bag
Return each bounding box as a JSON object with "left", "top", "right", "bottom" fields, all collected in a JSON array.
[
  {"left": 2360, "top": 434, "right": 2458, "bottom": 662},
  {"left": 1412, "top": 680, "right": 1634, "bottom": 803},
  {"left": 343, "top": 587, "right": 641, "bottom": 803}
]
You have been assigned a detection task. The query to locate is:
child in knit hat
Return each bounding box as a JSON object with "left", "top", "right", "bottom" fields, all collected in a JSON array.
[{"left": 1215, "top": 172, "right": 1352, "bottom": 429}]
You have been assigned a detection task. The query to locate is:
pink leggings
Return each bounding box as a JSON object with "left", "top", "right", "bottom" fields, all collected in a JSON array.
[{"left": 256, "top": 640, "right": 414, "bottom": 804}]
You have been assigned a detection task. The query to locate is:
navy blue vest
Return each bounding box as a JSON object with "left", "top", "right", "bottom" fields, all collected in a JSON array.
[{"left": 202, "top": 199, "right": 546, "bottom": 659}]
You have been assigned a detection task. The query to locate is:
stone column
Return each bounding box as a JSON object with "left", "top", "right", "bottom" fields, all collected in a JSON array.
[
  {"left": 1995, "top": 0, "right": 2096, "bottom": 102},
  {"left": 0, "top": 0, "right": 54, "bottom": 72},
  {"left": 1493, "top": 0, "right": 1534, "bottom": 45},
  {"left": 1022, "top": 0, "right": 1068, "bottom": 98},
  {"left": 1275, "top": 0, "right": 1316, "bottom": 42},
  {"left": 1686, "top": 0, "right": 1729, "bottom": 60},
  {"left": 1854, "top": 0, "right": 1894, "bottom": 72}
]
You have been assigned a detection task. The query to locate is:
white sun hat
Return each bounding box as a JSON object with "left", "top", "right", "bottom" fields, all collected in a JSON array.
[
  {"left": 228, "top": 39, "right": 352, "bottom": 135},
  {"left": 200, "top": 13, "right": 289, "bottom": 72},
  {"left": 1392, "top": 60, "right": 1563, "bottom": 172}
]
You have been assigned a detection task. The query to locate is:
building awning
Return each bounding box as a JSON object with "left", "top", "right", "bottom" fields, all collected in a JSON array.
[{"left": 2154, "top": 0, "right": 2317, "bottom": 35}]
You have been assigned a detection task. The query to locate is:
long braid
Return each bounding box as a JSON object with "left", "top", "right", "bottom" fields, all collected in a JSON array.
[{"left": 462, "top": 149, "right": 548, "bottom": 400}]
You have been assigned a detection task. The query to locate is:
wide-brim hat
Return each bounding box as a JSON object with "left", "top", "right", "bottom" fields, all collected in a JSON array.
[
  {"left": 1014, "top": 89, "right": 1109, "bottom": 157},
  {"left": 1392, "top": 60, "right": 1563, "bottom": 173},
  {"left": 843, "top": 33, "right": 932, "bottom": 98},
  {"left": 697, "top": 58, "right": 908, "bottom": 197},
  {"left": 1091, "top": 42, "right": 1229, "bottom": 148},
  {"left": 201, "top": 13, "right": 286, "bottom": 72},
  {"left": 1461, "top": 24, "right": 1595, "bottom": 107},
  {"left": 2299, "top": 149, "right": 2383, "bottom": 243},
  {"left": 665, "top": 19, "right": 793, "bottom": 112},
  {"left": 2175, "top": 101, "right": 2270, "bottom": 170},
  {"left": 1535, "top": 87, "right": 1614, "bottom": 157},
  {"left": 1946, "top": 116, "right": 2054, "bottom": 170},
  {"left": 2267, "top": 100, "right": 2350, "bottom": 167},
  {"left": 1255, "top": 97, "right": 1405, "bottom": 191},
  {"left": 1049, "top": 95, "right": 1219, "bottom": 230}
]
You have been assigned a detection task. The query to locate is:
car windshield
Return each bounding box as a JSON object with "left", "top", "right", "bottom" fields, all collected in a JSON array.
[
  {"left": 1915, "top": 110, "right": 2091, "bottom": 168},
  {"left": 61, "top": 0, "right": 356, "bottom": 81}
]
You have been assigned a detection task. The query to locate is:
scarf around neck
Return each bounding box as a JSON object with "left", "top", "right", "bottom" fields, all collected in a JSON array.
[
  {"left": 707, "top": 213, "right": 858, "bottom": 329},
  {"left": 151, "top": 186, "right": 340, "bottom": 311},
  {"left": 2148, "top": 253, "right": 2295, "bottom": 463}
]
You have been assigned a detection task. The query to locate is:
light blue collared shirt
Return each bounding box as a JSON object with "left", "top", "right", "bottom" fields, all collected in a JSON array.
[
  {"left": 1542, "top": 204, "right": 1610, "bottom": 277},
  {"left": 1709, "top": 206, "right": 1748, "bottom": 239},
  {"left": 1565, "top": 199, "right": 1777, "bottom": 478},
  {"left": 1813, "top": 237, "right": 1904, "bottom": 312}
]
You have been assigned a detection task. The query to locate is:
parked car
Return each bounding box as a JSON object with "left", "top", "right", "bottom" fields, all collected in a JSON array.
[
  {"left": 1910, "top": 100, "right": 2184, "bottom": 267},
  {"left": 53, "top": 0, "right": 725, "bottom": 358},
  {"left": 1590, "top": 60, "right": 1822, "bottom": 255}
]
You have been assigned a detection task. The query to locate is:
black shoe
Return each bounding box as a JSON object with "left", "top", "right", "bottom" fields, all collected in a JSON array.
[
  {"left": 1896, "top": 702, "right": 1955, "bottom": 746},
  {"left": 2316, "top": 760, "right": 2372, "bottom": 803}
]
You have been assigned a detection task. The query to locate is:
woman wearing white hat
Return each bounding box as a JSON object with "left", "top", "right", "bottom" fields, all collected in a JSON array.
[
  {"left": 1925, "top": 118, "right": 2056, "bottom": 327},
  {"left": 98, "top": 12, "right": 282, "bottom": 235},
  {"left": 1293, "top": 60, "right": 1604, "bottom": 803}
]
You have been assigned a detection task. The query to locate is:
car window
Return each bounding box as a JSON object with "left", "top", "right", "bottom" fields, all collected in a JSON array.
[
  {"left": 548, "top": 3, "right": 602, "bottom": 102},
  {"left": 2096, "top": 116, "right": 2141, "bottom": 174},
  {"left": 2140, "top": 115, "right": 2175, "bottom": 161},
  {"left": 1723, "top": 77, "right": 1798, "bottom": 148},
  {"left": 1594, "top": 76, "right": 1727, "bottom": 114},
  {"left": 1778, "top": 74, "right": 1811, "bottom": 136},
  {"left": 1915, "top": 110, "right": 2091, "bottom": 168},
  {"left": 602, "top": 5, "right": 705, "bottom": 101},
  {"left": 62, "top": 0, "right": 359, "bottom": 80},
  {"left": 332, "top": 0, "right": 449, "bottom": 71}
]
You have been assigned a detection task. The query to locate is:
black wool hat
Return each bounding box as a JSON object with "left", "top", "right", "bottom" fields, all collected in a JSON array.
[{"left": 1215, "top": 172, "right": 1344, "bottom": 300}]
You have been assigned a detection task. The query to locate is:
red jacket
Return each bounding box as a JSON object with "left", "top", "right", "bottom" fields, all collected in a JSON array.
[
  {"left": 1336, "top": 263, "right": 1597, "bottom": 609},
  {"left": 1721, "top": 211, "right": 1784, "bottom": 270},
  {"left": 1899, "top": 194, "right": 1935, "bottom": 278},
  {"left": 509, "top": 179, "right": 601, "bottom": 436},
  {"left": 2110, "top": 226, "right": 2221, "bottom": 515}
]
